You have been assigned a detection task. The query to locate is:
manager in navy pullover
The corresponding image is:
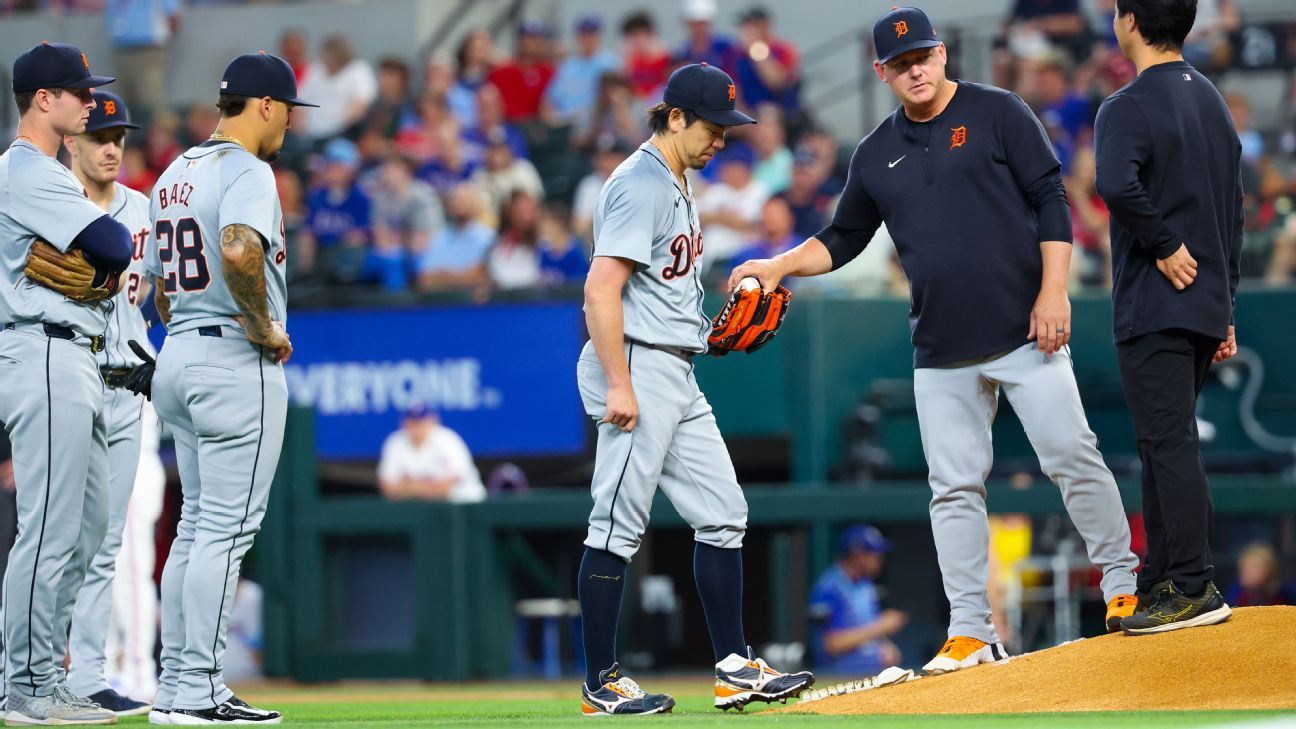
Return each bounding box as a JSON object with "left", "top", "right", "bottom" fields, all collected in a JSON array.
[
  {"left": 1094, "top": 0, "right": 1242, "bottom": 634},
  {"left": 730, "top": 7, "right": 1141, "bottom": 667}
]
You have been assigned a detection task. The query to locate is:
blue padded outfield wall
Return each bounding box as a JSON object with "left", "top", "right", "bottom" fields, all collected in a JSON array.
[{"left": 281, "top": 303, "right": 588, "bottom": 458}]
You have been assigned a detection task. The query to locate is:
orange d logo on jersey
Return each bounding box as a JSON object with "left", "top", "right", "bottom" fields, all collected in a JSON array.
[
  {"left": 894, "top": 21, "right": 909, "bottom": 38},
  {"left": 103, "top": 100, "right": 116, "bottom": 116},
  {"left": 728, "top": 84, "right": 736, "bottom": 102},
  {"left": 950, "top": 125, "right": 968, "bottom": 150}
]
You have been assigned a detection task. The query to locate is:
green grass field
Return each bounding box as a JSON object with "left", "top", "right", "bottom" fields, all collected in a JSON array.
[{"left": 109, "top": 681, "right": 1296, "bottom": 728}]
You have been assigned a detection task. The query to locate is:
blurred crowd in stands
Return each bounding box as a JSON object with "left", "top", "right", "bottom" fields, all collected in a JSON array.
[{"left": 6, "top": 0, "right": 1296, "bottom": 300}]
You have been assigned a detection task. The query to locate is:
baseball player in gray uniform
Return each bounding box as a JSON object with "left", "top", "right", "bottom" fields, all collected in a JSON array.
[
  {"left": 575, "top": 63, "right": 813, "bottom": 717},
  {"left": 0, "top": 43, "right": 131, "bottom": 726},
  {"left": 57, "top": 90, "right": 156, "bottom": 719},
  {"left": 143, "top": 53, "right": 310, "bottom": 726}
]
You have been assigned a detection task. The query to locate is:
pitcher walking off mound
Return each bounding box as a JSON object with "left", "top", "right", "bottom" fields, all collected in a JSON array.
[{"left": 575, "top": 63, "right": 813, "bottom": 717}]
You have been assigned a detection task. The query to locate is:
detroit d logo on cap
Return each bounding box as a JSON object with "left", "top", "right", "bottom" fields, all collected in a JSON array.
[{"left": 894, "top": 21, "right": 909, "bottom": 37}]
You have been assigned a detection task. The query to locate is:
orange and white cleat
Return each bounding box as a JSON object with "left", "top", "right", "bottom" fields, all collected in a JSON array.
[
  {"left": 1105, "top": 594, "right": 1139, "bottom": 633},
  {"left": 579, "top": 663, "right": 675, "bottom": 717},
  {"left": 714, "top": 647, "right": 814, "bottom": 711},
  {"left": 922, "top": 636, "right": 1009, "bottom": 675}
]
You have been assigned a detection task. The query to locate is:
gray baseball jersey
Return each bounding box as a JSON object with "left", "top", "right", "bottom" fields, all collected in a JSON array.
[
  {"left": 581, "top": 140, "right": 746, "bottom": 561},
  {"left": 99, "top": 182, "right": 155, "bottom": 369},
  {"left": 144, "top": 141, "right": 287, "bottom": 335},
  {"left": 0, "top": 140, "right": 113, "bottom": 338},
  {"left": 593, "top": 142, "right": 709, "bottom": 353}
]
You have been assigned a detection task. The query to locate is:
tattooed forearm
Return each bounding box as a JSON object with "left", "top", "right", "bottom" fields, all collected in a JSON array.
[
  {"left": 219, "top": 224, "right": 272, "bottom": 339},
  {"left": 153, "top": 276, "right": 171, "bottom": 325}
]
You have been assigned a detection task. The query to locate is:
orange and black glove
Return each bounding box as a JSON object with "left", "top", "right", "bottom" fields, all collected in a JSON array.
[{"left": 707, "top": 283, "right": 791, "bottom": 356}]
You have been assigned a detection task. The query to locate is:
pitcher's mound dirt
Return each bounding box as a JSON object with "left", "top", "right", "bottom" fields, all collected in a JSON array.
[{"left": 788, "top": 606, "right": 1296, "bottom": 715}]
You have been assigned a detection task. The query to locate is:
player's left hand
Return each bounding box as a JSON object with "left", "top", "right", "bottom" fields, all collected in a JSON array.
[
  {"left": 1213, "top": 325, "right": 1237, "bottom": 362},
  {"left": 1028, "top": 287, "right": 1071, "bottom": 356},
  {"left": 1157, "top": 243, "right": 1198, "bottom": 291},
  {"left": 124, "top": 340, "right": 156, "bottom": 401}
]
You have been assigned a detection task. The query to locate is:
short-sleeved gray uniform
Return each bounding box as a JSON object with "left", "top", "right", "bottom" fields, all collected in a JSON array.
[
  {"left": 144, "top": 141, "right": 288, "bottom": 711},
  {"left": 67, "top": 183, "right": 157, "bottom": 698},
  {"left": 0, "top": 140, "right": 114, "bottom": 699},
  {"left": 579, "top": 142, "right": 747, "bottom": 561}
]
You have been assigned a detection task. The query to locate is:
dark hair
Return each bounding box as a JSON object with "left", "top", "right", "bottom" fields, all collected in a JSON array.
[
  {"left": 1115, "top": 0, "right": 1197, "bottom": 52},
  {"left": 378, "top": 57, "right": 409, "bottom": 78},
  {"left": 14, "top": 88, "right": 64, "bottom": 116},
  {"left": 215, "top": 93, "right": 250, "bottom": 118},
  {"left": 621, "top": 10, "right": 655, "bottom": 36},
  {"left": 14, "top": 90, "right": 36, "bottom": 116},
  {"left": 646, "top": 102, "right": 700, "bottom": 135}
]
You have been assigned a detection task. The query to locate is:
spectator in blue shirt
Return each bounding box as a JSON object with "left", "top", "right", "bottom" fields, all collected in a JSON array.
[
  {"left": 419, "top": 183, "right": 496, "bottom": 291},
  {"left": 809, "top": 526, "right": 907, "bottom": 676},
  {"left": 461, "top": 83, "right": 529, "bottom": 170},
  {"left": 543, "top": 16, "right": 620, "bottom": 127},
  {"left": 106, "top": 0, "right": 182, "bottom": 120},
  {"left": 302, "top": 138, "right": 371, "bottom": 284},
  {"left": 537, "top": 203, "right": 589, "bottom": 286},
  {"left": 676, "top": 0, "right": 739, "bottom": 76},
  {"left": 730, "top": 196, "right": 799, "bottom": 270}
]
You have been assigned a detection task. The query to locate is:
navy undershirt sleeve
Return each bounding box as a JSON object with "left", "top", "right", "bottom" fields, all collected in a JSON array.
[
  {"left": 72, "top": 214, "right": 132, "bottom": 272},
  {"left": 821, "top": 142, "right": 884, "bottom": 270},
  {"left": 1093, "top": 95, "right": 1181, "bottom": 259},
  {"left": 1024, "top": 171, "right": 1072, "bottom": 244}
]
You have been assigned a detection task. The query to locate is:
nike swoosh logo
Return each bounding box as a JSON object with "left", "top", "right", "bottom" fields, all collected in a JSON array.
[{"left": 888, "top": 156, "right": 905, "bottom": 168}]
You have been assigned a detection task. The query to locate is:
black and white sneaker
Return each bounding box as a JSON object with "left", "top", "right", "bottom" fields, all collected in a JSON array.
[
  {"left": 149, "top": 707, "right": 173, "bottom": 725},
  {"left": 169, "top": 696, "right": 282, "bottom": 725}
]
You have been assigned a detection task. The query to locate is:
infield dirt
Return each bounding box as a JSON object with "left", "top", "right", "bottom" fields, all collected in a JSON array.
[{"left": 787, "top": 606, "right": 1296, "bottom": 715}]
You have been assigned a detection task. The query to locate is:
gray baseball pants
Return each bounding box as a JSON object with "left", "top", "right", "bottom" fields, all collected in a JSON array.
[
  {"left": 0, "top": 325, "right": 110, "bottom": 699},
  {"left": 578, "top": 341, "right": 747, "bottom": 561},
  {"left": 67, "top": 385, "right": 145, "bottom": 697},
  {"left": 150, "top": 329, "right": 286, "bottom": 711},
  {"left": 915, "top": 342, "right": 1139, "bottom": 643}
]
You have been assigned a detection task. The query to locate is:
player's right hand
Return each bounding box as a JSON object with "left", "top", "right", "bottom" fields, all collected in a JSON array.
[
  {"left": 727, "top": 258, "right": 784, "bottom": 294},
  {"left": 250, "top": 321, "right": 293, "bottom": 364},
  {"left": 601, "top": 382, "right": 638, "bottom": 432}
]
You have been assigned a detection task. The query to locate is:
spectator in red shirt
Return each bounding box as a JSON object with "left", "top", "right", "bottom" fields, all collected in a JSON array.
[
  {"left": 620, "top": 10, "right": 672, "bottom": 101},
  {"left": 487, "top": 21, "right": 556, "bottom": 123},
  {"left": 734, "top": 6, "right": 800, "bottom": 111}
]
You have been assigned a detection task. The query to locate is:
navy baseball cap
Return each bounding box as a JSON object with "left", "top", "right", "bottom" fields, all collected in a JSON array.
[
  {"left": 85, "top": 90, "right": 140, "bottom": 132},
  {"left": 839, "top": 525, "right": 892, "bottom": 555},
  {"left": 576, "top": 15, "right": 602, "bottom": 33},
  {"left": 874, "top": 6, "right": 941, "bottom": 65},
  {"left": 219, "top": 52, "right": 318, "bottom": 107},
  {"left": 12, "top": 42, "right": 115, "bottom": 94},
  {"left": 662, "top": 63, "right": 755, "bottom": 128}
]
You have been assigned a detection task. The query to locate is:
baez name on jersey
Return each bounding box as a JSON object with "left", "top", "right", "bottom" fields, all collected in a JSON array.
[{"left": 157, "top": 180, "right": 195, "bottom": 210}]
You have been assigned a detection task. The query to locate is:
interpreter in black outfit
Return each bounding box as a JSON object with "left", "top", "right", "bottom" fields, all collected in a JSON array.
[
  {"left": 1094, "top": 0, "right": 1243, "bottom": 635},
  {"left": 730, "top": 6, "right": 1143, "bottom": 671}
]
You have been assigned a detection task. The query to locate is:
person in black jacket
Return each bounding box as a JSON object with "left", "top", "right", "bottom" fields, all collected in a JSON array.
[{"left": 1094, "top": 0, "right": 1243, "bottom": 635}]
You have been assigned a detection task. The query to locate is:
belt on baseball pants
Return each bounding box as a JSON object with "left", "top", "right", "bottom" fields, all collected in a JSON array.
[
  {"left": 3, "top": 321, "right": 105, "bottom": 353},
  {"left": 625, "top": 338, "right": 695, "bottom": 363},
  {"left": 198, "top": 325, "right": 223, "bottom": 337},
  {"left": 101, "top": 367, "right": 132, "bottom": 388}
]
